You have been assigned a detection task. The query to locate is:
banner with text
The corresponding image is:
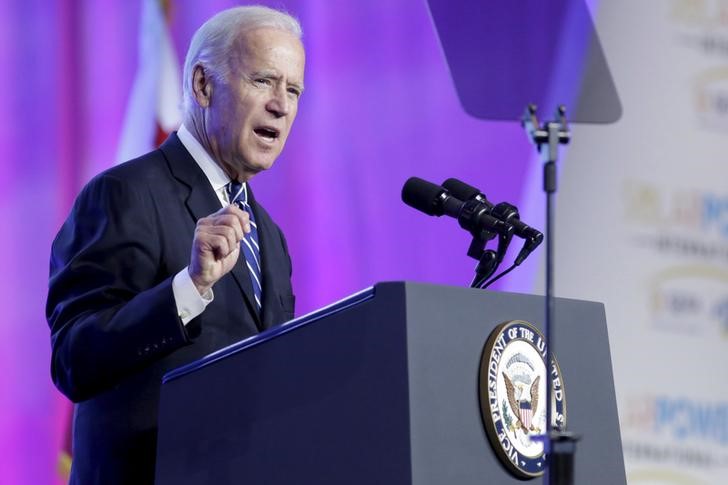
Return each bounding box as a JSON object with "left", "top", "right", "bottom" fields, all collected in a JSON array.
[{"left": 547, "top": 1, "right": 728, "bottom": 483}]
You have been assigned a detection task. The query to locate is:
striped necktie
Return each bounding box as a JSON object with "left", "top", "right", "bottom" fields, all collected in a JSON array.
[{"left": 226, "top": 181, "right": 263, "bottom": 311}]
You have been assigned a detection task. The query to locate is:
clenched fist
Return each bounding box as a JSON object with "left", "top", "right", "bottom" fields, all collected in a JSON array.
[{"left": 189, "top": 204, "right": 251, "bottom": 295}]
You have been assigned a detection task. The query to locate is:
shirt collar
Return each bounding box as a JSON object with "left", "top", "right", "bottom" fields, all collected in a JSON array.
[{"left": 177, "top": 124, "right": 232, "bottom": 195}]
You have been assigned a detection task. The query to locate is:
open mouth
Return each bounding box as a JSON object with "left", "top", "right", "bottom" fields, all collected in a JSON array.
[{"left": 253, "top": 126, "right": 280, "bottom": 142}]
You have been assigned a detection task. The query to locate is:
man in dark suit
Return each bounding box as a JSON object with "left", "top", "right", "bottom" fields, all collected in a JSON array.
[{"left": 46, "top": 6, "right": 305, "bottom": 484}]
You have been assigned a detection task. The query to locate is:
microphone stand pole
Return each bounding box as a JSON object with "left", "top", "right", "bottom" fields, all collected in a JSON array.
[{"left": 522, "top": 105, "right": 579, "bottom": 485}]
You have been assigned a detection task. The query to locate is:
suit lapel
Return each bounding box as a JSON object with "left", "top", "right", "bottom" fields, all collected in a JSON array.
[{"left": 160, "top": 134, "right": 263, "bottom": 331}]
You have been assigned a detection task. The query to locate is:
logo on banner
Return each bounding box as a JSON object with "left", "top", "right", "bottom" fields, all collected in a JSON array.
[
  {"left": 478, "top": 320, "right": 567, "bottom": 479},
  {"left": 693, "top": 68, "right": 728, "bottom": 132},
  {"left": 650, "top": 266, "right": 728, "bottom": 337},
  {"left": 620, "top": 393, "right": 728, "bottom": 475}
]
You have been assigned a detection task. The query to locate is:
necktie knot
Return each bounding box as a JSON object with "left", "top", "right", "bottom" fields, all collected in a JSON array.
[{"left": 226, "top": 181, "right": 246, "bottom": 206}]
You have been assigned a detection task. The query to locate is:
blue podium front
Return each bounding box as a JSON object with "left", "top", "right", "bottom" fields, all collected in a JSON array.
[{"left": 155, "top": 282, "right": 625, "bottom": 485}]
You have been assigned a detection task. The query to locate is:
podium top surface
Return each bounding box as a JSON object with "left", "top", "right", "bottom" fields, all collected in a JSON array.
[
  {"left": 162, "top": 285, "right": 376, "bottom": 384},
  {"left": 163, "top": 282, "right": 603, "bottom": 385}
]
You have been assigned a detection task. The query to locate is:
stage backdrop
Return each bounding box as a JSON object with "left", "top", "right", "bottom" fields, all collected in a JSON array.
[
  {"left": 2, "top": 0, "right": 725, "bottom": 484},
  {"left": 0, "top": 1, "right": 535, "bottom": 483},
  {"left": 542, "top": 1, "right": 728, "bottom": 484}
]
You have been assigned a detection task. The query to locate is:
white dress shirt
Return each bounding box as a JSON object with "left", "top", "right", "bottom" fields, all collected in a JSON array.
[{"left": 171, "top": 124, "right": 245, "bottom": 325}]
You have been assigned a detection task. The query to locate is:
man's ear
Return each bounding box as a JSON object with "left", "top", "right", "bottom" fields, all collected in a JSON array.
[{"left": 191, "top": 64, "right": 212, "bottom": 108}]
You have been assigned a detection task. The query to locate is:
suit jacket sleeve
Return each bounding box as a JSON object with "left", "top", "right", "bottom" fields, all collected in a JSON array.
[{"left": 46, "top": 171, "right": 192, "bottom": 402}]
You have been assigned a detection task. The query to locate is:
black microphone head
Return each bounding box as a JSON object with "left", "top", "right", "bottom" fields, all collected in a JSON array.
[
  {"left": 402, "top": 177, "right": 447, "bottom": 216},
  {"left": 443, "top": 178, "right": 492, "bottom": 207},
  {"left": 442, "top": 178, "right": 479, "bottom": 199}
]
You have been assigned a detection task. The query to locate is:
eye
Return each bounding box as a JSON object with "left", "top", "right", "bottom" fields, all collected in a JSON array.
[
  {"left": 254, "top": 78, "right": 271, "bottom": 86},
  {"left": 287, "top": 87, "right": 301, "bottom": 98}
]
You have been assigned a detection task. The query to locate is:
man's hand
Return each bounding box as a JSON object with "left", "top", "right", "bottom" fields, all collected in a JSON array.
[{"left": 189, "top": 204, "right": 251, "bottom": 295}]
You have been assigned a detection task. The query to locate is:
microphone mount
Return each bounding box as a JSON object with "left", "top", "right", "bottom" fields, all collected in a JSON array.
[{"left": 442, "top": 178, "right": 542, "bottom": 287}]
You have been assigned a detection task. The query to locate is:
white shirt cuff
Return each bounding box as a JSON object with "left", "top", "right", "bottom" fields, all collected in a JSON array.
[{"left": 172, "top": 267, "right": 213, "bottom": 326}]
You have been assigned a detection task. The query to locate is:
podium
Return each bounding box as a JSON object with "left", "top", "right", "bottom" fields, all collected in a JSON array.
[{"left": 155, "top": 282, "right": 626, "bottom": 484}]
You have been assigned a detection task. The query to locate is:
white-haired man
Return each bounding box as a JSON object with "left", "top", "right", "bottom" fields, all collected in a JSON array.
[{"left": 46, "top": 6, "right": 304, "bottom": 484}]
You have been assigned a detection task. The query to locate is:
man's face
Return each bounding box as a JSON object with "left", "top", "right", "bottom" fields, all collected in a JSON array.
[{"left": 205, "top": 27, "right": 305, "bottom": 180}]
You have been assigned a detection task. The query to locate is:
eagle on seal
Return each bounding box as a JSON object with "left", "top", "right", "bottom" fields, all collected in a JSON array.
[{"left": 503, "top": 372, "right": 541, "bottom": 434}]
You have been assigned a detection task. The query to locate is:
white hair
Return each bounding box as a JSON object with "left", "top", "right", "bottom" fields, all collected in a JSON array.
[{"left": 182, "top": 5, "right": 303, "bottom": 114}]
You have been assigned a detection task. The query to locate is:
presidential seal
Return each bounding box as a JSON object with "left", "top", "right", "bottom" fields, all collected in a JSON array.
[{"left": 478, "top": 320, "right": 567, "bottom": 479}]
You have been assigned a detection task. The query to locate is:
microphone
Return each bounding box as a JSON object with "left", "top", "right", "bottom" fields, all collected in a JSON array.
[
  {"left": 441, "top": 177, "right": 493, "bottom": 209},
  {"left": 441, "top": 178, "right": 510, "bottom": 263},
  {"left": 491, "top": 202, "right": 543, "bottom": 243},
  {"left": 442, "top": 178, "right": 543, "bottom": 265},
  {"left": 492, "top": 202, "right": 543, "bottom": 265},
  {"left": 401, "top": 177, "right": 513, "bottom": 238}
]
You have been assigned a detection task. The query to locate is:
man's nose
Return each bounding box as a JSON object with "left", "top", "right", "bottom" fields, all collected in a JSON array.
[{"left": 266, "top": 87, "right": 290, "bottom": 118}]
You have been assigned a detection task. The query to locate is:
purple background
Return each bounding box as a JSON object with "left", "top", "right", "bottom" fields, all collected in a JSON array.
[{"left": 0, "top": 0, "right": 593, "bottom": 482}]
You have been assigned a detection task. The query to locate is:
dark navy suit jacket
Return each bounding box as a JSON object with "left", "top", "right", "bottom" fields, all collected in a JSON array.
[{"left": 46, "top": 134, "right": 295, "bottom": 484}]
